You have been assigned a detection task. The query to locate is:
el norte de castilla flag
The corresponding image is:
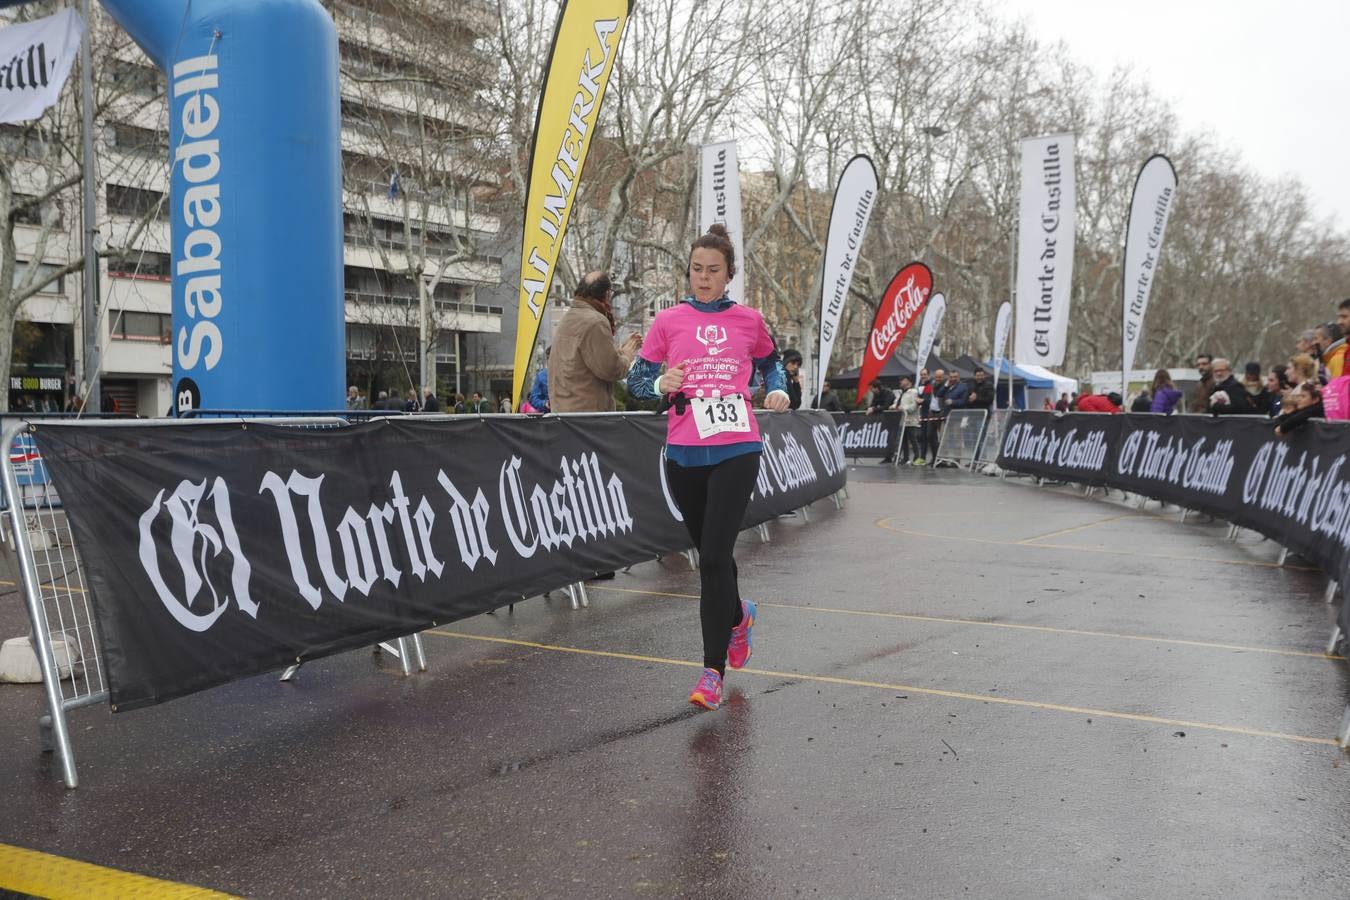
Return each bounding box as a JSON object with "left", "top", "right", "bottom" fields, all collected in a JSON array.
[
  {"left": 1014, "top": 133, "right": 1075, "bottom": 366},
  {"left": 816, "top": 154, "right": 878, "bottom": 407},
  {"left": 0, "top": 7, "right": 83, "bottom": 125},
  {"left": 512, "top": 0, "right": 631, "bottom": 411},
  {"left": 1121, "top": 154, "right": 1178, "bottom": 376}
]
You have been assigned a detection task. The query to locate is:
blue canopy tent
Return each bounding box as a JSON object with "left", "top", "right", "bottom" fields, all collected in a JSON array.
[{"left": 985, "top": 360, "right": 1054, "bottom": 410}]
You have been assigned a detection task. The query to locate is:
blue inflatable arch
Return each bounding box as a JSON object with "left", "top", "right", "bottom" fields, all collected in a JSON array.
[{"left": 101, "top": 0, "right": 343, "bottom": 412}]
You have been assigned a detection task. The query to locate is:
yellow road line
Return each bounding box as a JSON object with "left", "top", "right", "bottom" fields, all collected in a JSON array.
[
  {"left": 585, "top": 585, "right": 1344, "bottom": 662},
  {"left": 0, "top": 843, "right": 235, "bottom": 899},
  {"left": 423, "top": 630, "right": 1339, "bottom": 747},
  {"left": 875, "top": 517, "right": 1321, "bottom": 571},
  {"left": 1016, "top": 513, "right": 1138, "bottom": 544}
]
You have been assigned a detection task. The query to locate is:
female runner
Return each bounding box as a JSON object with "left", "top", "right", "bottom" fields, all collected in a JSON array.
[{"left": 628, "top": 224, "right": 790, "bottom": 710}]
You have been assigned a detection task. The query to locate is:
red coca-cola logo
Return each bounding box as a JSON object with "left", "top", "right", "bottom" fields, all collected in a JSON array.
[
  {"left": 854, "top": 262, "right": 933, "bottom": 407},
  {"left": 868, "top": 276, "right": 929, "bottom": 359}
]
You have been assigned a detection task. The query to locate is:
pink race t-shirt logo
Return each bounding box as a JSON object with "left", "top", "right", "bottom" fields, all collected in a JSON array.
[{"left": 696, "top": 324, "right": 729, "bottom": 355}]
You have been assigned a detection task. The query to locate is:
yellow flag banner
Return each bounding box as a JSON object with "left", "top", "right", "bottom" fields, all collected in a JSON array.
[{"left": 512, "top": 0, "right": 632, "bottom": 411}]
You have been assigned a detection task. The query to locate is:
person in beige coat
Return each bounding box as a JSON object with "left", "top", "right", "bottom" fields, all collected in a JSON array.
[{"left": 548, "top": 271, "right": 642, "bottom": 413}]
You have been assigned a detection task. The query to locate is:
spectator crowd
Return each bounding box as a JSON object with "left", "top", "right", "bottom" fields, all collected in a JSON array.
[
  {"left": 342, "top": 294, "right": 1350, "bottom": 452},
  {"left": 856, "top": 366, "right": 996, "bottom": 465},
  {"left": 1063, "top": 297, "right": 1350, "bottom": 438}
]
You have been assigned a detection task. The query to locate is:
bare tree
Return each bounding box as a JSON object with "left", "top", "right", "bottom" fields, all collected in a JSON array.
[
  {"left": 482, "top": 0, "right": 1350, "bottom": 388},
  {"left": 0, "top": 3, "right": 168, "bottom": 412},
  {"left": 333, "top": 0, "right": 501, "bottom": 401}
]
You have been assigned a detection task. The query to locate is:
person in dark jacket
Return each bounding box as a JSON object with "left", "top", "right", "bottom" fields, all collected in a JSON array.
[
  {"left": 815, "top": 380, "right": 844, "bottom": 411},
  {"left": 1149, "top": 369, "right": 1183, "bottom": 414},
  {"left": 1206, "top": 358, "right": 1258, "bottom": 415},
  {"left": 941, "top": 370, "right": 969, "bottom": 413},
  {"left": 1265, "top": 369, "right": 1289, "bottom": 418},
  {"left": 919, "top": 370, "right": 948, "bottom": 464},
  {"left": 781, "top": 349, "right": 804, "bottom": 409},
  {"left": 968, "top": 369, "right": 995, "bottom": 410},
  {"left": 1242, "top": 361, "right": 1272, "bottom": 415},
  {"left": 1130, "top": 389, "right": 1152, "bottom": 412},
  {"left": 1275, "top": 383, "right": 1323, "bottom": 436},
  {"left": 1192, "top": 353, "right": 1214, "bottom": 412},
  {"left": 865, "top": 382, "right": 895, "bottom": 414}
]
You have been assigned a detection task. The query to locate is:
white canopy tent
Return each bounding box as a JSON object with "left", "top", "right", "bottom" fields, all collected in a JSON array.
[{"left": 1017, "top": 363, "right": 1078, "bottom": 409}]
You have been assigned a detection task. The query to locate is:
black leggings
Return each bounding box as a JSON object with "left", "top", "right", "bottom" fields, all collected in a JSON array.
[{"left": 665, "top": 452, "right": 759, "bottom": 674}]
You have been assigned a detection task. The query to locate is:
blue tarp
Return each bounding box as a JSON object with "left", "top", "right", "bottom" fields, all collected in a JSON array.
[{"left": 985, "top": 359, "right": 1055, "bottom": 389}]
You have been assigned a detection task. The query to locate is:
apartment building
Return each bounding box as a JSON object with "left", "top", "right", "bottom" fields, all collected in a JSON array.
[{"left": 2, "top": 0, "right": 503, "bottom": 414}]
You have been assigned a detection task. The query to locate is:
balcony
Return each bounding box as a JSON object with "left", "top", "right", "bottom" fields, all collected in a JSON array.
[{"left": 344, "top": 290, "right": 502, "bottom": 334}]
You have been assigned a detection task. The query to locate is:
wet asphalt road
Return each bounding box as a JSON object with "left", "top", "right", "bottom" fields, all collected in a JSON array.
[{"left": 1, "top": 465, "right": 1348, "bottom": 898}]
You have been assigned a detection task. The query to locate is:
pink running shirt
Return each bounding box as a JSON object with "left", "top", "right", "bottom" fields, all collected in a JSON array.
[{"left": 639, "top": 302, "right": 776, "bottom": 447}]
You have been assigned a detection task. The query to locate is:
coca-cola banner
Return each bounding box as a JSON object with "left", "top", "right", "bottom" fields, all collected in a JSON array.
[
  {"left": 999, "top": 412, "right": 1350, "bottom": 638},
  {"left": 31, "top": 413, "right": 847, "bottom": 711},
  {"left": 856, "top": 262, "right": 932, "bottom": 406},
  {"left": 831, "top": 411, "right": 903, "bottom": 459}
]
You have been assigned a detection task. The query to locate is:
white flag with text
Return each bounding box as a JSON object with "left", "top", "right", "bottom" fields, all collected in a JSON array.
[
  {"left": 816, "top": 155, "right": 878, "bottom": 405},
  {"left": 992, "top": 300, "right": 1012, "bottom": 394},
  {"left": 1121, "top": 155, "right": 1178, "bottom": 375},
  {"left": 1014, "top": 134, "right": 1076, "bottom": 366},
  {"left": 0, "top": 9, "right": 83, "bottom": 125},
  {"left": 699, "top": 141, "right": 746, "bottom": 304},
  {"left": 914, "top": 292, "right": 947, "bottom": 383}
]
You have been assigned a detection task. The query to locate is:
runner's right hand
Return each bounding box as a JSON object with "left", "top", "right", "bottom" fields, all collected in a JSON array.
[{"left": 658, "top": 364, "right": 686, "bottom": 394}]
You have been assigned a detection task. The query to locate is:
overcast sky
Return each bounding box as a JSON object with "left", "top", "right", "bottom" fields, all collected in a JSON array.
[{"left": 995, "top": 0, "right": 1349, "bottom": 230}]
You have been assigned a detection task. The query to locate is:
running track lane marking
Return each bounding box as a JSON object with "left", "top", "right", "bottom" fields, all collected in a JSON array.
[
  {"left": 0, "top": 843, "right": 234, "bottom": 899},
  {"left": 585, "top": 585, "right": 1345, "bottom": 662},
  {"left": 423, "top": 630, "right": 1340, "bottom": 747},
  {"left": 874, "top": 516, "right": 1322, "bottom": 571},
  {"left": 1015, "top": 513, "right": 1138, "bottom": 544}
]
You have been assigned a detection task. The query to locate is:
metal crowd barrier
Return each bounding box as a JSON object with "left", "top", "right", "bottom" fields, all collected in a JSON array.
[
  {"left": 933, "top": 409, "right": 988, "bottom": 469},
  {"left": 975, "top": 409, "right": 1013, "bottom": 470},
  {"left": 2, "top": 417, "right": 107, "bottom": 789}
]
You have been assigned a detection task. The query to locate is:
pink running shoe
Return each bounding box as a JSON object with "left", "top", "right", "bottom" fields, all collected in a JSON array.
[
  {"left": 688, "top": 667, "right": 723, "bottom": 710},
  {"left": 726, "top": 598, "right": 757, "bottom": 669}
]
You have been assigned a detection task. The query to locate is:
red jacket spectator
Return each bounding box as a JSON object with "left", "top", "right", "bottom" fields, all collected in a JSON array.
[{"left": 1076, "top": 393, "right": 1121, "bottom": 414}]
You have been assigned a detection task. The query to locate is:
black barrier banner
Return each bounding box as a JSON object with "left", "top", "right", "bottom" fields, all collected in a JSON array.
[
  {"left": 999, "top": 412, "right": 1350, "bottom": 638},
  {"left": 831, "top": 410, "right": 903, "bottom": 458},
  {"left": 31, "top": 412, "right": 847, "bottom": 711},
  {"left": 996, "top": 411, "right": 1120, "bottom": 485}
]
